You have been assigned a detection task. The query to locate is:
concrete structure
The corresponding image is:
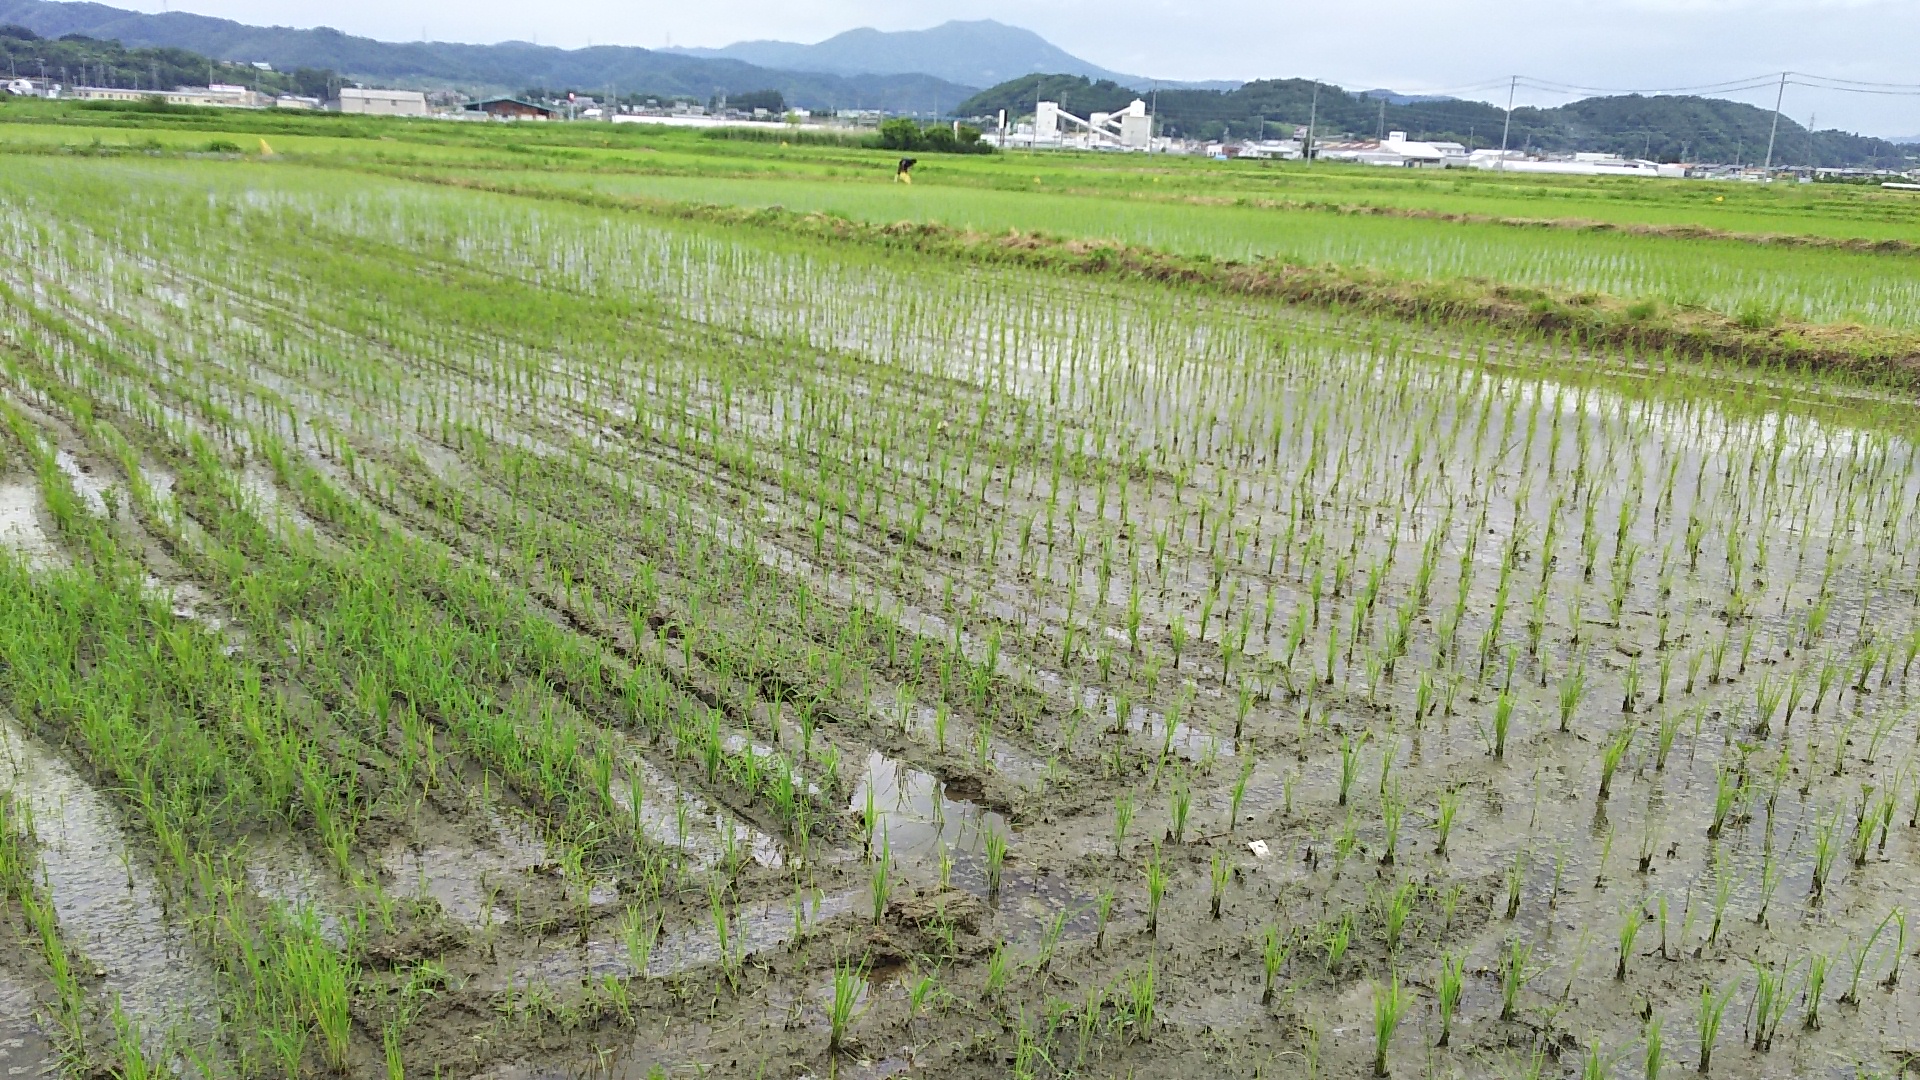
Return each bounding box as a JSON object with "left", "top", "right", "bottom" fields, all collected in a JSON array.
[
  {"left": 1031, "top": 98, "right": 1153, "bottom": 150},
  {"left": 336, "top": 88, "right": 429, "bottom": 116}
]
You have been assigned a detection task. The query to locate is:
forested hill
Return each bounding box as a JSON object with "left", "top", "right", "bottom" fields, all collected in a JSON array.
[
  {"left": 0, "top": 22, "right": 331, "bottom": 97},
  {"left": 960, "top": 75, "right": 1917, "bottom": 168}
]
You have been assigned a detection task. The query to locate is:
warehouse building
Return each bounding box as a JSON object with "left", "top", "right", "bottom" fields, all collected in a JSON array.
[
  {"left": 466, "top": 98, "right": 556, "bottom": 120},
  {"left": 334, "top": 87, "right": 430, "bottom": 116}
]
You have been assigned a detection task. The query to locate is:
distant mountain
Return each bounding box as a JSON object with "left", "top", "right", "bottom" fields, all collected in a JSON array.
[
  {"left": 0, "top": 0, "right": 977, "bottom": 111},
  {"left": 960, "top": 76, "right": 1918, "bottom": 168},
  {"left": 1892, "top": 135, "right": 1920, "bottom": 145},
  {"left": 669, "top": 20, "right": 1238, "bottom": 94}
]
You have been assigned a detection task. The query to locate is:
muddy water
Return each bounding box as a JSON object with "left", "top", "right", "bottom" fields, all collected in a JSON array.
[
  {"left": 244, "top": 834, "right": 348, "bottom": 946},
  {"left": 0, "top": 969, "right": 56, "bottom": 1078},
  {"left": 237, "top": 465, "right": 333, "bottom": 546},
  {"left": 500, "top": 888, "right": 859, "bottom": 988},
  {"left": 865, "top": 686, "right": 1045, "bottom": 787},
  {"left": 848, "top": 749, "right": 1099, "bottom": 947},
  {"left": 850, "top": 750, "right": 1003, "bottom": 863},
  {"left": 382, "top": 808, "right": 550, "bottom": 927},
  {"left": 611, "top": 755, "right": 784, "bottom": 871},
  {"left": 0, "top": 712, "right": 221, "bottom": 1048},
  {"left": 51, "top": 450, "right": 113, "bottom": 518},
  {"left": 524, "top": 692, "right": 784, "bottom": 871},
  {"left": 0, "top": 481, "right": 61, "bottom": 570}
]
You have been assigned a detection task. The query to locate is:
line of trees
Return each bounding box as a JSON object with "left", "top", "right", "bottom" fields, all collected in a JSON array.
[{"left": 876, "top": 116, "right": 990, "bottom": 154}]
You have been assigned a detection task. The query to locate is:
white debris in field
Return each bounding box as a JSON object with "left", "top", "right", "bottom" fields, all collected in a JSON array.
[{"left": 1247, "top": 839, "right": 1270, "bottom": 859}]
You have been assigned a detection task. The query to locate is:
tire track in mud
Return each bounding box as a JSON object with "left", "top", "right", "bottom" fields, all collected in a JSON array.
[
  {"left": 0, "top": 711, "right": 224, "bottom": 1054},
  {"left": 0, "top": 964, "right": 58, "bottom": 1077}
]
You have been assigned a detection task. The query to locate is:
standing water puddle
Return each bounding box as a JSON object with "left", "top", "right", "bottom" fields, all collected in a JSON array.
[
  {"left": 610, "top": 754, "right": 784, "bottom": 871},
  {"left": 0, "top": 968, "right": 56, "bottom": 1078},
  {"left": 849, "top": 751, "right": 1099, "bottom": 944},
  {"left": 52, "top": 450, "right": 113, "bottom": 518},
  {"left": 524, "top": 694, "right": 784, "bottom": 871},
  {"left": 0, "top": 712, "right": 221, "bottom": 1048},
  {"left": 237, "top": 466, "right": 333, "bottom": 547},
  {"left": 382, "top": 809, "right": 551, "bottom": 927},
  {"left": 0, "top": 482, "right": 62, "bottom": 570},
  {"left": 245, "top": 834, "right": 348, "bottom": 946},
  {"left": 850, "top": 750, "right": 1004, "bottom": 862},
  {"left": 500, "top": 888, "right": 859, "bottom": 988}
]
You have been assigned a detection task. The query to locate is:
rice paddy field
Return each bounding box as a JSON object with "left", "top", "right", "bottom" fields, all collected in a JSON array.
[
  {"left": 432, "top": 168, "right": 1920, "bottom": 331},
  {"left": 1, "top": 118, "right": 1920, "bottom": 1080}
]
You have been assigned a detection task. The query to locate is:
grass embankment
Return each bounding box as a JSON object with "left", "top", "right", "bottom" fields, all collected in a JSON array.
[{"left": 383, "top": 167, "right": 1920, "bottom": 386}]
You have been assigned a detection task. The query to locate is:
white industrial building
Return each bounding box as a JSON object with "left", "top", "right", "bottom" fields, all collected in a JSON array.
[
  {"left": 67, "top": 84, "right": 271, "bottom": 108},
  {"left": 334, "top": 87, "right": 430, "bottom": 117},
  {"left": 1315, "top": 131, "right": 1468, "bottom": 167},
  {"left": 1001, "top": 98, "right": 1155, "bottom": 151},
  {"left": 1468, "top": 151, "right": 1685, "bottom": 178}
]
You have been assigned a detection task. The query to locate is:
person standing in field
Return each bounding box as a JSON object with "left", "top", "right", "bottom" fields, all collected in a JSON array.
[{"left": 895, "top": 158, "right": 917, "bottom": 184}]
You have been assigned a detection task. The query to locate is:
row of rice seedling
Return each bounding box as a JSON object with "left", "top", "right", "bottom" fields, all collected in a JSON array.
[
  {"left": 2, "top": 152, "right": 1919, "bottom": 1076},
  {"left": 466, "top": 166, "right": 1920, "bottom": 330}
]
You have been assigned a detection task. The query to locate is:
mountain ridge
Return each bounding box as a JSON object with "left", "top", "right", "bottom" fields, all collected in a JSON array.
[
  {"left": 0, "top": 0, "right": 978, "bottom": 111},
  {"left": 665, "top": 19, "right": 1238, "bottom": 94}
]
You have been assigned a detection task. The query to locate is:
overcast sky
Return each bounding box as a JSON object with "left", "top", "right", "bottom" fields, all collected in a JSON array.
[{"left": 127, "top": 0, "right": 1920, "bottom": 136}]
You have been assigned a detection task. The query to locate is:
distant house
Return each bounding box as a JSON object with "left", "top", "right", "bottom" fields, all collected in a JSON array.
[
  {"left": 335, "top": 88, "right": 429, "bottom": 116},
  {"left": 467, "top": 98, "right": 555, "bottom": 121}
]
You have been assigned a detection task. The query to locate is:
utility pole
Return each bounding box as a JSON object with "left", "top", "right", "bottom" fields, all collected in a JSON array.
[
  {"left": 1377, "top": 97, "right": 1385, "bottom": 140},
  {"left": 1305, "top": 80, "right": 1318, "bottom": 165},
  {"left": 1497, "top": 75, "right": 1516, "bottom": 170},
  {"left": 1763, "top": 71, "right": 1787, "bottom": 173}
]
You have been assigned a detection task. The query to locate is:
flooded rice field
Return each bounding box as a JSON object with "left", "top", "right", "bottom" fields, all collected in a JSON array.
[{"left": 0, "top": 155, "right": 1917, "bottom": 1078}]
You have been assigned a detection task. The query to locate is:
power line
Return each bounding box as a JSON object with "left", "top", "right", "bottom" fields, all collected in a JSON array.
[
  {"left": 1514, "top": 73, "right": 1792, "bottom": 96},
  {"left": 1285, "top": 70, "right": 1920, "bottom": 104},
  {"left": 1789, "top": 73, "right": 1920, "bottom": 91}
]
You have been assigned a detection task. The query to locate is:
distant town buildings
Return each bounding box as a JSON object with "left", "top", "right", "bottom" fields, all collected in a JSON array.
[
  {"left": 1, "top": 71, "right": 1908, "bottom": 181},
  {"left": 63, "top": 83, "right": 272, "bottom": 108}
]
